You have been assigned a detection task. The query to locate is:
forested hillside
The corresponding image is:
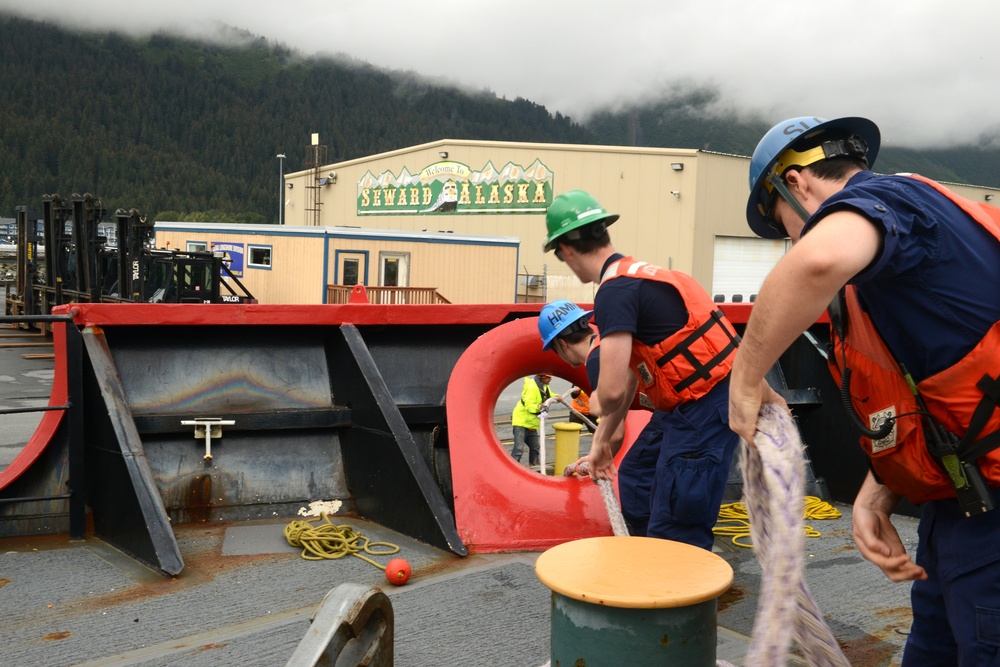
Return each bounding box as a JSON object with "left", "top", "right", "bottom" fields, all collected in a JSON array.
[
  {"left": 0, "top": 15, "right": 592, "bottom": 222},
  {"left": 2, "top": 14, "right": 999, "bottom": 224}
]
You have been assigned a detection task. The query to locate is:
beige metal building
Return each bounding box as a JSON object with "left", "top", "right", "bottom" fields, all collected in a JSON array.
[
  {"left": 154, "top": 222, "right": 519, "bottom": 305},
  {"left": 284, "top": 138, "right": 1000, "bottom": 304}
]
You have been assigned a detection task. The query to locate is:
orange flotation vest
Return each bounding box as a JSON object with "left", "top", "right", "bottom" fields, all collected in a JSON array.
[
  {"left": 588, "top": 332, "right": 655, "bottom": 411},
  {"left": 570, "top": 389, "right": 590, "bottom": 416},
  {"left": 599, "top": 258, "right": 740, "bottom": 412},
  {"left": 829, "top": 175, "right": 1000, "bottom": 504}
]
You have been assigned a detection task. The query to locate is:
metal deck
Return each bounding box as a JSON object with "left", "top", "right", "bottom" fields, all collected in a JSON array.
[
  {"left": 0, "top": 310, "right": 916, "bottom": 666},
  {"left": 0, "top": 507, "right": 916, "bottom": 666}
]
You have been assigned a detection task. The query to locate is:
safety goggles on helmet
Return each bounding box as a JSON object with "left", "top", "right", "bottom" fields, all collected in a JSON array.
[
  {"left": 754, "top": 177, "right": 788, "bottom": 238},
  {"left": 746, "top": 116, "right": 880, "bottom": 240},
  {"left": 755, "top": 134, "right": 871, "bottom": 233}
]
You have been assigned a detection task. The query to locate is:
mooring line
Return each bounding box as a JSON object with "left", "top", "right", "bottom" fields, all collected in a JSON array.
[{"left": 721, "top": 403, "right": 850, "bottom": 667}]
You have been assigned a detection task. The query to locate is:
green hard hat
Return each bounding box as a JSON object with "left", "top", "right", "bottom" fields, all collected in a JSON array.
[{"left": 543, "top": 190, "right": 619, "bottom": 252}]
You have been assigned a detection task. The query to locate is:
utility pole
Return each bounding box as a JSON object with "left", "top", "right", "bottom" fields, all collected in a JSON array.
[{"left": 276, "top": 153, "right": 286, "bottom": 225}]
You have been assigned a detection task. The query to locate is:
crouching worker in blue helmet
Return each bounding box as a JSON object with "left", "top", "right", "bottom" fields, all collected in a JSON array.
[
  {"left": 543, "top": 191, "right": 741, "bottom": 550},
  {"left": 731, "top": 115, "right": 1000, "bottom": 665},
  {"left": 539, "top": 298, "right": 662, "bottom": 537}
]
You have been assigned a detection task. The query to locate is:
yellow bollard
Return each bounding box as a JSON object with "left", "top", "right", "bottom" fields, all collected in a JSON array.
[{"left": 552, "top": 422, "right": 583, "bottom": 474}]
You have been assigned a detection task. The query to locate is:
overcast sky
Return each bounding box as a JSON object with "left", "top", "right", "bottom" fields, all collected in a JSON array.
[{"left": 3, "top": 0, "right": 999, "bottom": 150}]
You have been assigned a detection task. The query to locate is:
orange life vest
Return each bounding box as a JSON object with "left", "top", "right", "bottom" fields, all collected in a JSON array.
[
  {"left": 588, "top": 332, "right": 653, "bottom": 411},
  {"left": 570, "top": 389, "right": 590, "bottom": 416},
  {"left": 829, "top": 175, "right": 1000, "bottom": 503},
  {"left": 599, "top": 258, "right": 740, "bottom": 412}
]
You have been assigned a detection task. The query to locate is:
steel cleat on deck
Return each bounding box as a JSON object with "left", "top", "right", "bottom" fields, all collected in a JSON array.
[{"left": 180, "top": 417, "right": 236, "bottom": 461}]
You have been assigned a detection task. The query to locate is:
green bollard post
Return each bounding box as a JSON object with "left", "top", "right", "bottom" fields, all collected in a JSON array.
[{"left": 535, "top": 536, "right": 733, "bottom": 666}]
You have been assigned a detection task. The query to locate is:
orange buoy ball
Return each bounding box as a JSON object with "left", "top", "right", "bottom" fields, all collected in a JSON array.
[{"left": 385, "top": 558, "right": 411, "bottom": 585}]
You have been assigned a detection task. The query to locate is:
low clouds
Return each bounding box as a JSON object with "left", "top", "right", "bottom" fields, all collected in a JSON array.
[{"left": 4, "top": 0, "right": 999, "bottom": 148}]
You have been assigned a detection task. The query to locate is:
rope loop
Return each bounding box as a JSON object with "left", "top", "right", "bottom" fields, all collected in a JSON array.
[
  {"left": 713, "top": 496, "right": 842, "bottom": 548},
  {"left": 284, "top": 513, "right": 400, "bottom": 569}
]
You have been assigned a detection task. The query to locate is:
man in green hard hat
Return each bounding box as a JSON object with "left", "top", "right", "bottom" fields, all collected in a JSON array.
[{"left": 542, "top": 190, "right": 741, "bottom": 550}]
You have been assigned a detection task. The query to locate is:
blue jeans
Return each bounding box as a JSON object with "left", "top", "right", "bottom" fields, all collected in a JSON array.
[{"left": 511, "top": 426, "right": 539, "bottom": 466}]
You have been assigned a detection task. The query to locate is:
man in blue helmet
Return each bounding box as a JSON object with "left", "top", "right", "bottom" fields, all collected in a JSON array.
[
  {"left": 731, "top": 115, "right": 1000, "bottom": 665},
  {"left": 543, "top": 192, "right": 741, "bottom": 550},
  {"left": 539, "top": 298, "right": 663, "bottom": 537}
]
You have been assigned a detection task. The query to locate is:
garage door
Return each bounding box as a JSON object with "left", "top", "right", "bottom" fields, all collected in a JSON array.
[{"left": 711, "top": 235, "right": 789, "bottom": 303}]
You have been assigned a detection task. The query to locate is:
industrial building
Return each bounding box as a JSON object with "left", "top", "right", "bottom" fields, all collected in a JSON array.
[
  {"left": 281, "top": 138, "right": 999, "bottom": 303},
  {"left": 163, "top": 138, "right": 1000, "bottom": 305}
]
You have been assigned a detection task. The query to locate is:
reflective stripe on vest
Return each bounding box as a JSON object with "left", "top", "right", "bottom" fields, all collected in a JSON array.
[
  {"left": 829, "top": 176, "right": 1000, "bottom": 502},
  {"left": 600, "top": 258, "right": 740, "bottom": 411}
]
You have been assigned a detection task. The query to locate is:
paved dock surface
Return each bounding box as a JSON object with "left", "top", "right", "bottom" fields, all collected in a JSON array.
[{"left": 0, "top": 504, "right": 915, "bottom": 666}]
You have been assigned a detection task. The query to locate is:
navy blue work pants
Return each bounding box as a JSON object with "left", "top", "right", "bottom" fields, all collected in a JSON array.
[
  {"left": 901, "top": 487, "right": 1000, "bottom": 666},
  {"left": 645, "top": 379, "right": 738, "bottom": 550}
]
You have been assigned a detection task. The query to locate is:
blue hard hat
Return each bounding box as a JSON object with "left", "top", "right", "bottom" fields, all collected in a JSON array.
[
  {"left": 746, "top": 116, "right": 881, "bottom": 239},
  {"left": 538, "top": 299, "right": 593, "bottom": 351}
]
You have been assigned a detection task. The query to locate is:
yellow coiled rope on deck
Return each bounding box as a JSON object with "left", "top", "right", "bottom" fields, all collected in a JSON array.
[
  {"left": 284, "top": 513, "right": 400, "bottom": 568},
  {"left": 713, "top": 496, "right": 842, "bottom": 548}
]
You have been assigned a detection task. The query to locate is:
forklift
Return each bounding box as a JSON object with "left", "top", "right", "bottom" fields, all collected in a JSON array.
[{"left": 4, "top": 193, "right": 255, "bottom": 319}]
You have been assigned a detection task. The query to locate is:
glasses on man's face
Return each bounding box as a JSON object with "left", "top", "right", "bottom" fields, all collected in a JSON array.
[
  {"left": 554, "top": 246, "right": 564, "bottom": 262},
  {"left": 757, "top": 174, "right": 788, "bottom": 238}
]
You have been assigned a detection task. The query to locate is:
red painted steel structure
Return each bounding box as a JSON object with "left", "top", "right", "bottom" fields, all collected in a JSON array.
[
  {"left": 445, "top": 315, "right": 655, "bottom": 551},
  {"left": 2, "top": 300, "right": 756, "bottom": 555},
  {"left": 0, "top": 322, "right": 70, "bottom": 492}
]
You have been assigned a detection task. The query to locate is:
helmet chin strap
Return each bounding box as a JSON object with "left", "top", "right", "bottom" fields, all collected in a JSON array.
[{"left": 767, "top": 172, "right": 810, "bottom": 226}]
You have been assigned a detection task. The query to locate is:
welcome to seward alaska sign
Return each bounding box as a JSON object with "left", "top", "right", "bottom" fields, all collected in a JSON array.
[{"left": 357, "top": 159, "right": 553, "bottom": 216}]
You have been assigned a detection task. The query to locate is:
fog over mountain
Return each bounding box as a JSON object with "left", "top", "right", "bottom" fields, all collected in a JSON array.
[{"left": 3, "top": 0, "right": 1000, "bottom": 150}]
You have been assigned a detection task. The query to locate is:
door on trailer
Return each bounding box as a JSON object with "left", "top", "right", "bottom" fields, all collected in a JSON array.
[{"left": 378, "top": 251, "right": 410, "bottom": 304}]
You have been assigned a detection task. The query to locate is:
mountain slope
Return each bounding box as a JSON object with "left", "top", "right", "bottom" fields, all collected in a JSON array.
[
  {"left": 0, "top": 15, "right": 593, "bottom": 222},
  {"left": 1, "top": 14, "right": 998, "bottom": 224}
]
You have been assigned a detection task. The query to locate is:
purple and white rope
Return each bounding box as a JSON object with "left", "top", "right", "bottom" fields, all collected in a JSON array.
[
  {"left": 553, "top": 401, "right": 631, "bottom": 537},
  {"left": 553, "top": 403, "right": 844, "bottom": 666},
  {"left": 735, "top": 403, "right": 850, "bottom": 667},
  {"left": 597, "top": 478, "right": 630, "bottom": 537}
]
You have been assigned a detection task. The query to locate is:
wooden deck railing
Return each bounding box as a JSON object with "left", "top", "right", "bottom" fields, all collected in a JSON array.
[{"left": 326, "top": 285, "right": 451, "bottom": 305}]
